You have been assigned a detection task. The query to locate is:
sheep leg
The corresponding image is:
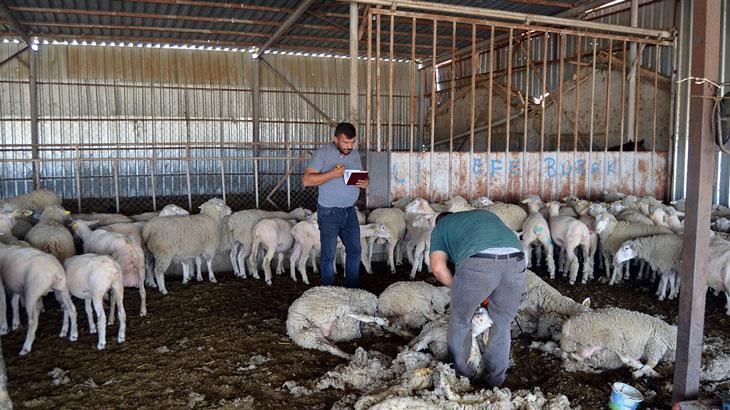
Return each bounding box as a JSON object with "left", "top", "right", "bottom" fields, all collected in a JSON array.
[
  {"left": 205, "top": 257, "right": 217, "bottom": 283},
  {"left": 110, "top": 282, "right": 126, "bottom": 344},
  {"left": 410, "top": 249, "right": 422, "bottom": 280},
  {"left": 567, "top": 248, "right": 580, "bottom": 285},
  {"left": 290, "top": 243, "right": 302, "bottom": 282},
  {"left": 108, "top": 289, "right": 116, "bottom": 326},
  {"left": 92, "top": 296, "right": 107, "bottom": 350},
  {"left": 236, "top": 249, "right": 248, "bottom": 279},
  {"left": 181, "top": 261, "right": 191, "bottom": 285},
  {"left": 725, "top": 291, "right": 730, "bottom": 316},
  {"left": 298, "top": 244, "right": 313, "bottom": 285},
  {"left": 55, "top": 288, "right": 78, "bottom": 342},
  {"left": 85, "top": 300, "right": 97, "bottom": 334},
  {"left": 144, "top": 250, "right": 157, "bottom": 288},
  {"left": 657, "top": 274, "right": 668, "bottom": 301},
  {"left": 248, "top": 239, "right": 262, "bottom": 280},
  {"left": 229, "top": 244, "right": 241, "bottom": 277},
  {"left": 395, "top": 241, "right": 403, "bottom": 266},
  {"left": 360, "top": 238, "right": 372, "bottom": 274},
  {"left": 367, "top": 237, "right": 376, "bottom": 272},
  {"left": 580, "top": 238, "right": 593, "bottom": 284},
  {"left": 668, "top": 273, "right": 677, "bottom": 300},
  {"left": 10, "top": 294, "right": 20, "bottom": 331},
  {"left": 542, "top": 241, "right": 556, "bottom": 279},
  {"left": 387, "top": 241, "right": 397, "bottom": 274},
  {"left": 153, "top": 255, "right": 172, "bottom": 295},
  {"left": 195, "top": 256, "right": 203, "bottom": 282},
  {"left": 310, "top": 249, "right": 318, "bottom": 273},
  {"left": 315, "top": 335, "right": 352, "bottom": 359},
  {"left": 19, "top": 295, "right": 42, "bottom": 356},
  {"left": 0, "top": 281, "right": 7, "bottom": 335},
  {"left": 262, "top": 246, "right": 275, "bottom": 286},
  {"left": 276, "top": 252, "right": 285, "bottom": 276},
  {"left": 520, "top": 237, "right": 535, "bottom": 268}
]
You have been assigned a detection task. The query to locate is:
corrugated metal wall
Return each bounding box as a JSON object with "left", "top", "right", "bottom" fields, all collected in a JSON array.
[
  {"left": 0, "top": 43, "right": 413, "bottom": 212},
  {"left": 672, "top": 0, "right": 730, "bottom": 205}
]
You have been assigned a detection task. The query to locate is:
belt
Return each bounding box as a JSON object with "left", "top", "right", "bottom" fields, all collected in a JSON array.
[{"left": 471, "top": 251, "right": 524, "bottom": 260}]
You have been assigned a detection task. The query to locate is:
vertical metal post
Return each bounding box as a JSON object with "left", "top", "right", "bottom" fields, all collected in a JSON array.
[
  {"left": 350, "top": 2, "right": 359, "bottom": 126},
  {"left": 410, "top": 17, "right": 416, "bottom": 199},
  {"left": 487, "top": 25, "right": 495, "bottom": 199},
  {"left": 469, "top": 24, "right": 477, "bottom": 201},
  {"left": 603, "top": 39, "right": 613, "bottom": 195},
  {"left": 220, "top": 159, "right": 227, "bottom": 205},
  {"left": 522, "top": 31, "right": 531, "bottom": 198},
  {"left": 505, "top": 28, "right": 513, "bottom": 200},
  {"left": 672, "top": 0, "right": 720, "bottom": 402},
  {"left": 75, "top": 148, "right": 82, "bottom": 213},
  {"left": 388, "top": 12, "right": 394, "bottom": 151},
  {"left": 619, "top": 41, "right": 627, "bottom": 191},
  {"left": 113, "top": 160, "right": 120, "bottom": 213},
  {"left": 29, "top": 49, "right": 40, "bottom": 189},
  {"left": 588, "top": 37, "right": 597, "bottom": 198},
  {"left": 150, "top": 159, "right": 157, "bottom": 211},
  {"left": 185, "top": 146, "right": 193, "bottom": 212},
  {"left": 448, "top": 21, "right": 456, "bottom": 198},
  {"left": 366, "top": 12, "right": 372, "bottom": 152},
  {"left": 626, "top": 0, "right": 639, "bottom": 144},
  {"left": 573, "top": 35, "right": 581, "bottom": 197},
  {"left": 254, "top": 159, "right": 260, "bottom": 208},
  {"left": 556, "top": 34, "right": 565, "bottom": 200},
  {"left": 540, "top": 32, "right": 548, "bottom": 199},
  {"left": 430, "top": 19, "right": 437, "bottom": 201},
  {"left": 376, "top": 14, "right": 382, "bottom": 152},
  {"left": 252, "top": 55, "right": 261, "bottom": 208}
]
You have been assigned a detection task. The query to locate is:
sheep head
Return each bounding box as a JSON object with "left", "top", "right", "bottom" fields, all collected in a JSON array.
[
  {"left": 38, "top": 205, "right": 70, "bottom": 223},
  {"left": 587, "top": 203, "right": 607, "bottom": 217},
  {"left": 431, "top": 286, "right": 450, "bottom": 314},
  {"left": 471, "top": 196, "right": 494, "bottom": 208},
  {"left": 70, "top": 219, "right": 99, "bottom": 232},
  {"left": 289, "top": 207, "right": 313, "bottom": 221},
  {"left": 159, "top": 204, "right": 189, "bottom": 217},
  {"left": 405, "top": 198, "right": 434, "bottom": 215},
  {"left": 199, "top": 198, "right": 231, "bottom": 219},
  {"left": 614, "top": 241, "right": 638, "bottom": 264},
  {"left": 594, "top": 213, "right": 614, "bottom": 234}
]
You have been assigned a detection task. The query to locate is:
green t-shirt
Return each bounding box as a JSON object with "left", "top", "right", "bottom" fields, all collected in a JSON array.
[{"left": 429, "top": 209, "right": 523, "bottom": 264}]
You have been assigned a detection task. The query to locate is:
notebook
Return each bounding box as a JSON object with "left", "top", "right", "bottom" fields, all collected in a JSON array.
[{"left": 343, "top": 170, "right": 369, "bottom": 185}]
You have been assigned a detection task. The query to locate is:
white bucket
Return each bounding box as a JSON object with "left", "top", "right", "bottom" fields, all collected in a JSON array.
[{"left": 609, "top": 382, "right": 644, "bottom": 410}]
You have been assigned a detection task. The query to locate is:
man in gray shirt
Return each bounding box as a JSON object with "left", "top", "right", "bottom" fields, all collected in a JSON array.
[{"left": 303, "top": 122, "right": 368, "bottom": 288}]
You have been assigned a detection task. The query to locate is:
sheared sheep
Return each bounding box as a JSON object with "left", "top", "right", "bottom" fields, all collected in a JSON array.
[
  {"left": 614, "top": 234, "right": 683, "bottom": 300},
  {"left": 0, "top": 244, "right": 78, "bottom": 355},
  {"left": 367, "top": 208, "right": 406, "bottom": 274},
  {"left": 545, "top": 202, "right": 592, "bottom": 285},
  {"left": 0, "top": 209, "right": 30, "bottom": 246},
  {"left": 72, "top": 219, "right": 147, "bottom": 316},
  {"left": 63, "top": 254, "right": 126, "bottom": 350},
  {"left": 24, "top": 205, "right": 75, "bottom": 262},
  {"left": 70, "top": 212, "right": 133, "bottom": 227},
  {"left": 249, "top": 218, "right": 296, "bottom": 286},
  {"left": 519, "top": 197, "right": 555, "bottom": 278},
  {"left": 286, "top": 286, "right": 379, "bottom": 359}
]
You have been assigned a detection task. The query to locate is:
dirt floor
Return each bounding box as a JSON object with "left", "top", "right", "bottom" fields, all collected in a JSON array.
[{"left": 3, "top": 262, "right": 730, "bottom": 409}]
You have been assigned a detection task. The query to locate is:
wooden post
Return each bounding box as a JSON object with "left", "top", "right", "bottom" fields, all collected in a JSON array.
[{"left": 672, "top": 0, "right": 720, "bottom": 403}]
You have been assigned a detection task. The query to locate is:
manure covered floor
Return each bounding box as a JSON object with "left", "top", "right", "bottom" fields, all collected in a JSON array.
[{"left": 4, "top": 264, "right": 729, "bottom": 409}]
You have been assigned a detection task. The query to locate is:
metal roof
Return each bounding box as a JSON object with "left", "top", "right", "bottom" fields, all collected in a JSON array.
[{"left": 0, "top": 0, "right": 574, "bottom": 57}]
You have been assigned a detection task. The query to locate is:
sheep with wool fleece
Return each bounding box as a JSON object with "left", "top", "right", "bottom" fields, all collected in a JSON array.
[
  {"left": 706, "top": 239, "right": 730, "bottom": 315},
  {"left": 142, "top": 198, "right": 229, "bottom": 294},
  {"left": 367, "top": 207, "right": 406, "bottom": 274},
  {"left": 0, "top": 210, "right": 30, "bottom": 246},
  {"left": 517, "top": 270, "right": 591, "bottom": 340},
  {"left": 70, "top": 212, "right": 133, "bottom": 227},
  {"left": 72, "top": 219, "right": 147, "bottom": 317},
  {"left": 559, "top": 307, "right": 676, "bottom": 378},
  {"left": 448, "top": 196, "right": 527, "bottom": 232},
  {"left": 286, "top": 286, "right": 379, "bottom": 359},
  {"left": 614, "top": 234, "right": 683, "bottom": 300},
  {"left": 519, "top": 197, "right": 555, "bottom": 278},
  {"left": 24, "top": 205, "right": 75, "bottom": 262},
  {"left": 248, "top": 218, "right": 297, "bottom": 286},
  {"left": 545, "top": 201, "right": 592, "bottom": 285},
  {"left": 0, "top": 188, "right": 61, "bottom": 212},
  {"left": 616, "top": 208, "right": 655, "bottom": 225},
  {"left": 0, "top": 244, "right": 78, "bottom": 356},
  {"left": 593, "top": 212, "right": 672, "bottom": 284},
  {"left": 228, "top": 208, "right": 312, "bottom": 278},
  {"left": 62, "top": 254, "right": 126, "bottom": 350}
]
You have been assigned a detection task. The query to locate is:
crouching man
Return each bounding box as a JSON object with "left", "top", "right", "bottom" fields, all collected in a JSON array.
[{"left": 429, "top": 210, "right": 526, "bottom": 387}]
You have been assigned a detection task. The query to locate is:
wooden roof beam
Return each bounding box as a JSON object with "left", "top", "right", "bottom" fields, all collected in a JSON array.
[
  {"left": 256, "top": 0, "right": 317, "bottom": 58},
  {"left": 0, "top": 0, "right": 30, "bottom": 44}
]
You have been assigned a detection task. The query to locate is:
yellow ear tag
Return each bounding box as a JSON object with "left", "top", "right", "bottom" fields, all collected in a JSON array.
[{"left": 64, "top": 210, "right": 71, "bottom": 215}]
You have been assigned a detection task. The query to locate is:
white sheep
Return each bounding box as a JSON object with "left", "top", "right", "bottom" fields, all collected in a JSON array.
[
  {"left": 228, "top": 208, "right": 312, "bottom": 278},
  {"left": 0, "top": 188, "right": 61, "bottom": 212},
  {"left": 519, "top": 197, "right": 555, "bottom": 278},
  {"left": 72, "top": 219, "right": 147, "bottom": 317},
  {"left": 545, "top": 202, "right": 592, "bottom": 285},
  {"left": 594, "top": 212, "right": 672, "bottom": 284},
  {"left": 616, "top": 208, "right": 655, "bottom": 225},
  {"left": 404, "top": 216, "right": 435, "bottom": 279},
  {"left": 449, "top": 197, "right": 527, "bottom": 231},
  {"left": 0, "top": 244, "right": 78, "bottom": 355},
  {"left": 713, "top": 217, "right": 730, "bottom": 233},
  {"left": 560, "top": 307, "right": 676, "bottom": 378},
  {"left": 602, "top": 189, "right": 625, "bottom": 203},
  {"left": 142, "top": 198, "right": 230, "bottom": 294},
  {"left": 408, "top": 314, "right": 449, "bottom": 361},
  {"left": 63, "top": 254, "right": 126, "bottom": 350},
  {"left": 286, "top": 286, "right": 379, "bottom": 359},
  {"left": 0, "top": 210, "right": 30, "bottom": 246},
  {"left": 614, "top": 234, "right": 683, "bottom": 300},
  {"left": 249, "top": 218, "right": 296, "bottom": 286},
  {"left": 70, "top": 212, "right": 133, "bottom": 227},
  {"left": 707, "top": 239, "right": 730, "bottom": 315},
  {"left": 367, "top": 208, "right": 406, "bottom": 274},
  {"left": 357, "top": 281, "right": 449, "bottom": 337},
  {"left": 24, "top": 205, "right": 75, "bottom": 262},
  {"left": 517, "top": 270, "right": 591, "bottom": 340}
]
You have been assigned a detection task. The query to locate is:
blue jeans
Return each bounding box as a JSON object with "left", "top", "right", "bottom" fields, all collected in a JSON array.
[{"left": 317, "top": 205, "right": 362, "bottom": 288}]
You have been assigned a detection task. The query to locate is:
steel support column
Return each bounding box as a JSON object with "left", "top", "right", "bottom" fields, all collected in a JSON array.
[
  {"left": 29, "top": 49, "right": 40, "bottom": 189},
  {"left": 672, "top": 0, "right": 721, "bottom": 403},
  {"left": 350, "top": 2, "right": 359, "bottom": 126},
  {"left": 626, "top": 0, "right": 638, "bottom": 143}
]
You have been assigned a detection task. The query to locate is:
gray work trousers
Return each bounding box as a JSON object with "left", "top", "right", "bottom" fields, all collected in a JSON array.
[{"left": 448, "top": 254, "right": 526, "bottom": 387}]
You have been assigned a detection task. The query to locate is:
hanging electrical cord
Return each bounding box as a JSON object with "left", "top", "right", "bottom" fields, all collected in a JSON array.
[{"left": 678, "top": 76, "right": 730, "bottom": 154}]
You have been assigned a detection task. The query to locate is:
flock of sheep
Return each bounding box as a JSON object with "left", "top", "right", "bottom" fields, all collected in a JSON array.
[{"left": 1, "top": 187, "right": 730, "bottom": 407}]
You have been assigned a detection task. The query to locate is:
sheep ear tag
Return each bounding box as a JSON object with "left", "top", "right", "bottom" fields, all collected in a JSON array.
[
  {"left": 582, "top": 298, "right": 591, "bottom": 308},
  {"left": 64, "top": 210, "right": 71, "bottom": 215},
  {"left": 23, "top": 210, "right": 33, "bottom": 217}
]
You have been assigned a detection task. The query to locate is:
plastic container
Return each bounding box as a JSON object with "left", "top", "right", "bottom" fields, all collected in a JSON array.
[{"left": 609, "top": 382, "right": 644, "bottom": 410}]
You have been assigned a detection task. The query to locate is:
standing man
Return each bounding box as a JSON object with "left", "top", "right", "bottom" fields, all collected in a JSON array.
[
  {"left": 429, "top": 210, "right": 526, "bottom": 387},
  {"left": 303, "top": 122, "right": 368, "bottom": 288}
]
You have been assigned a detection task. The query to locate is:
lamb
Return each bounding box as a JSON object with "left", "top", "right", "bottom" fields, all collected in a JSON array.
[
  {"left": 365, "top": 281, "right": 450, "bottom": 337},
  {"left": 519, "top": 197, "right": 555, "bottom": 278},
  {"left": 545, "top": 202, "right": 592, "bottom": 284},
  {"left": 404, "top": 215, "right": 435, "bottom": 279},
  {"left": 0, "top": 188, "right": 61, "bottom": 212},
  {"left": 248, "top": 218, "right": 296, "bottom": 286},
  {"left": 713, "top": 217, "right": 730, "bottom": 233},
  {"left": 0, "top": 244, "right": 78, "bottom": 355},
  {"left": 409, "top": 314, "right": 449, "bottom": 360},
  {"left": 367, "top": 208, "right": 406, "bottom": 274},
  {"left": 593, "top": 212, "right": 672, "bottom": 284},
  {"left": 614, "top": 234, "right": 683, "bottom": 300},
  {"left": 72, "top": 219, "right": 147, "bottom": 316},
  {"left": 63, "top": 254, "right": 126, "bottom": 350},
  {"left": 560, "top": 307, "right": 676, "bottom": 378},
  {"left": 286, "top": 286, "right": 379, "bottom": 359},
  {"left": 143, "top": 198, "right": 230, "bottom": 294},
  {"left": 24, "top": 205, "right": 75, "bottom": 262},
  {"left": 517, "top": 270, "right": 591, "bottom": 340},
  {"left": 228, "top": 208, "right": 312, "bottom": 278}
]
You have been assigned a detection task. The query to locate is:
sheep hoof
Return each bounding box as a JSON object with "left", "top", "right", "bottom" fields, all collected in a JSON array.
[
  {"left": 303, "top": 280, "right": 309, "bottom": 285},
  {"left": 90, "top": 327, "right": 97, "bottom": 334},
  {"left": 196, "top": 276, "right": 203, "bottom": 282},
  {"left": 59, "top": 330, "right": 67, "bottom": 338},
  {"left": 19, "top": 348, "right": 29, "bottom": 356},
  {"left": 117, "top": 336, "right": 125, "bottom": 344},
  {"left": 70, "top": 333, "right": 78, "bottom": 342},
  {"left": 11, "top": 323, "right": 20, "bottom": 331},
  {"left": 97, "top": 342, "right": 106, "bottom": 350},
  {"left": 265, "top": 280, "right": 272, "bottom": 286},
  {"left": 209, "top": 277, "right": 218, "bottom": 284},
  {"left": 0, "top": 326, "right": 8, "bottom": 335},
  {"left": 140, "top": 310, "right": 147, "bottom": 317}
]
